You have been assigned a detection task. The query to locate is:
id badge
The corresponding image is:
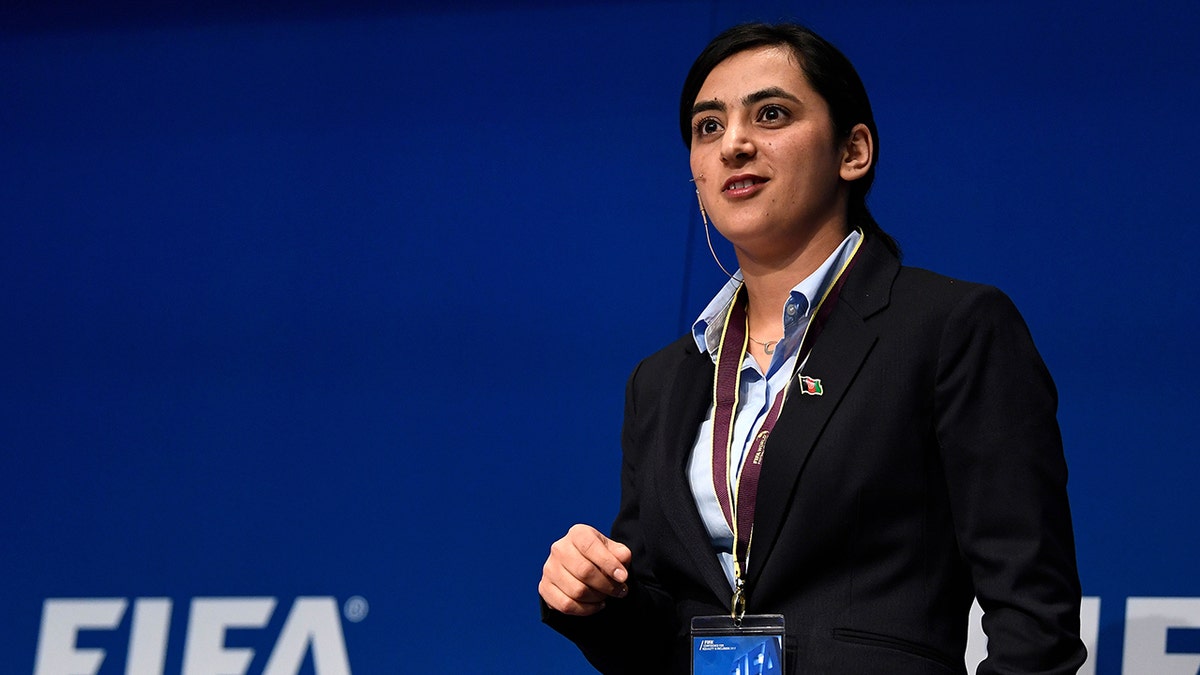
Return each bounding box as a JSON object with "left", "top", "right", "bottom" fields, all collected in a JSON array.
[{"left": 691, "top": 614, "right": 785, "bottom": 675}]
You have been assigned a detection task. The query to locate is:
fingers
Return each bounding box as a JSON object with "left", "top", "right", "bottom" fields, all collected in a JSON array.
[
  {"left": 539, "top": 524, "right": 632, "bottom": 616},
  {"left": 538, "top": 576, "right": 608, "bottom": 616},
  {"left": 574, "top": 524, "right": 630, "bottom": 584}
]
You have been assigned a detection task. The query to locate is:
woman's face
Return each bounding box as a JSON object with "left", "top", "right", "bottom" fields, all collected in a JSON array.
[{"left": 689, "top": 45, "right": 855, "bottom": 263}]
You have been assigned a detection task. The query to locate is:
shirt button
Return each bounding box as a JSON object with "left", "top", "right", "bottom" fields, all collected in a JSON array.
[{"left": 786, "top": 304, "right": 798, "bottom": 317}]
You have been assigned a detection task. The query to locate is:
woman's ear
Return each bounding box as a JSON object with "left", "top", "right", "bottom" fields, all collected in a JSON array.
[{"left": 840, "top": 123, "right": 873, "bottom": 181}]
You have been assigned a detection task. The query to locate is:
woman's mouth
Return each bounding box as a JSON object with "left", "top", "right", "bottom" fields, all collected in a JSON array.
[{"left": 722, "top": 176, "right": 768, "bottom": 195}]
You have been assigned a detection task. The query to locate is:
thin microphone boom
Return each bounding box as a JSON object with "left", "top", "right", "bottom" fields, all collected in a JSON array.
[{"left": 692, "top": 175, "right": 737, "bottom": 281}]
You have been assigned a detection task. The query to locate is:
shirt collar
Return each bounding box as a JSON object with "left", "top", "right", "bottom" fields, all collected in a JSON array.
[{"left": 692, "top": 229, "right": 862, "bottom": 359}]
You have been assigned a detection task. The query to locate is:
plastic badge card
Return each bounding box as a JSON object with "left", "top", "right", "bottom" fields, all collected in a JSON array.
[{"left": 691, "top": 614, "right": 785, "bottom": 675}]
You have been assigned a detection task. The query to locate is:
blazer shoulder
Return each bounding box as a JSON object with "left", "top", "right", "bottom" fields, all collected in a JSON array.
[
  {"left": 857, "top": 260, "right": 1039, "bottom": 365},
  {"left": 629, "top": 333, "right": 703, "bottom": 381},
  {"left": 892, "top": 264, "right": 1024, "bottom": 320},
  {"left": 894, "top": 264, "right": 989, "bottom": 298},
  {"left": 840, "top": 235, "right": 1011, "bottom": 322},
  {"left": 622, "top": 332, "right": 712, "bottom": 426}
]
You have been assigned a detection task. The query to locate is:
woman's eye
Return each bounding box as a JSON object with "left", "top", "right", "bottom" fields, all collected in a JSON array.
[
  {"left": 759, "top": 105, "right": 788, "bottom": 123},
  {"left": 694, "top": 117, "right": 722, "bottom": 137}
]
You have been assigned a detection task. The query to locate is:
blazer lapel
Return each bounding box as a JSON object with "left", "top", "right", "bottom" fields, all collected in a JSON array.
[
  {"left": 744, "top": 237, "right": 897, "bottom": 587},
  {"left": 653, "top": 345, "right": 735, "bottom": 604}
]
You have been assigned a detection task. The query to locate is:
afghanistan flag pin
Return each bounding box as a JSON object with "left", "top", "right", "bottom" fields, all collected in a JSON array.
[{"left": 798, "top": 375, "right": 824, "bottom": 396}]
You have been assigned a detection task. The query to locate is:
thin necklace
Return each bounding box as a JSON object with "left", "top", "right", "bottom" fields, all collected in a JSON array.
[{"left": 747, "top": 335, "right": 782, "bottom": 354}]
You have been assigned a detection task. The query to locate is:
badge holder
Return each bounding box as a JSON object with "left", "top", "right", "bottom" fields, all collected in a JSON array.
[{"left": 691, "top": 613, "right": 785, "bottom": 675}]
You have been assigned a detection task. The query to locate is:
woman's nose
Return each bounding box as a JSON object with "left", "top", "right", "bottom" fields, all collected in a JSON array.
[{"left": 720, "top": 122, "right": 755, "bottom": 163}]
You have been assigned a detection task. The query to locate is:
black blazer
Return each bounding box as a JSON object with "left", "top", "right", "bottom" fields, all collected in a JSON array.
[{"left": 545, "top": 236, "right": 1085, "bottom": 675}]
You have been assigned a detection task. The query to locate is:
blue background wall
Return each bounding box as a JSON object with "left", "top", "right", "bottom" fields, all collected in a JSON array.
[{"left": 3, "top": 1, "right": 1197, "bottom": 673}]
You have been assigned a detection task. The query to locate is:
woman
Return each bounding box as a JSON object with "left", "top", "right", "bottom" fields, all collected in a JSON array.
[{"left": 539, "top": 22, "right": 1085, "bottom": 675}]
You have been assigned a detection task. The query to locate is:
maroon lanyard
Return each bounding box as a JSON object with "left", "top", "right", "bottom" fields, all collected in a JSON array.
[{"left": 710, "top": 238, "right": 863, "bottom": 601}]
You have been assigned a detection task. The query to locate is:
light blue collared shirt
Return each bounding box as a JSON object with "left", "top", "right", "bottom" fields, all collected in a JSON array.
[{"left": 687, "top": 230, "right": 861, "bottom": 588}]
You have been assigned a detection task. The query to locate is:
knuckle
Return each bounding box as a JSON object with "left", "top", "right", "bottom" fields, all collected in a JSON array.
[{"left": 565, "top": 556, "right": 596, "bottom": 583}]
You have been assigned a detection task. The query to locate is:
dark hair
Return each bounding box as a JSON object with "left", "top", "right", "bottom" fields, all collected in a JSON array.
[{"left": 679, "top": 22, "right": 900, "bottom": 257}]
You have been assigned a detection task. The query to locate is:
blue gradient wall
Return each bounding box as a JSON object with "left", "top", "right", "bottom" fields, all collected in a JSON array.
[{"left": 2, "top": 2, "right": 1197, "bottom": 673}]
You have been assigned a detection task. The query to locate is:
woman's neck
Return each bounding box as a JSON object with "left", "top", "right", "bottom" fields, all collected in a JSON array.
[{"left": 738, "top": 224, "right": 848, "bottom": 342}]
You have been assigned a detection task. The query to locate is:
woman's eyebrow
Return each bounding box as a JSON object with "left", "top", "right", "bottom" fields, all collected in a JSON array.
[
  {"left": 691, "top": 99, "right": 725, "bottom": 118},
  {"left": 691, "top": 86, "right": 802, "bottom": 119},
  {"left": 743, "top": 86, "right": 800, "bottom": 106}
]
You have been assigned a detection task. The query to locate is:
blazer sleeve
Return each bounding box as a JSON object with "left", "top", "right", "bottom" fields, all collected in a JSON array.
[
  {"left": 540, "top": 359, "right": 681, "bottom": 674},
  {"left": 933, "top": 284, "right": 1087, "bottom": 674}
]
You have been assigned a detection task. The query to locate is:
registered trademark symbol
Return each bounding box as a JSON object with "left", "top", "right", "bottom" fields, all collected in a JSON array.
[{"left": 343, "top": 596, "right": 369, "bottom": 623}]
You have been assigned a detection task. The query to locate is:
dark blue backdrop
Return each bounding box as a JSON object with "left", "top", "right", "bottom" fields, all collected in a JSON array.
[{"left": 3, "top": 1, "right": 1198, "bottom": 673}]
